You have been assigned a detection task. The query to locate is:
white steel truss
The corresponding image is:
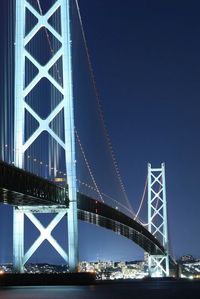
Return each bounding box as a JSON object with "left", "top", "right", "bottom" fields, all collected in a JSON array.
[
  {"left": 147, "top": 163, "right": 169, "bottom": 277},
  {"left": 14, "top": 207, "right": 68, "bottom": 270},
  {"left": 14, "top": 0, "right": 78, "bottom": 272}
]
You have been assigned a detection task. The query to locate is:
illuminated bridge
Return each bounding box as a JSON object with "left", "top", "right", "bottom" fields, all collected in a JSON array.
[
  {"left": 0, "top": 0, "right": 172, "bottom": 277},
  {"left": 0, "top": 160, "right": 164, "bottom": 256}
]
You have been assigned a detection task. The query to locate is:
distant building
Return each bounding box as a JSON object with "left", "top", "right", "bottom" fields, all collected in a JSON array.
[
  {"left": 180, "top": 255, "right": 195, "bottom": 263},
  {"left": 79, "top": 260, "right": 147, "bottom": 280}
]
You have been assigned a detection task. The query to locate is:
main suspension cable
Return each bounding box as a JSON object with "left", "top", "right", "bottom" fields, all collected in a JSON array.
[
  {"left": 35, "top": 0, "right": 137, "bottom": 213},
  {"left": 36, "top": 0, "right": 103, "bottom": 197},
  {"left": 75, "top": 129, "right": 104, "bottom": 202},
  {"left": 74, "top": 0, "right": 135, "bottom": 216},
  {"left": 134, "top": 176, "right": 148, "bottom": 221},
  {"left": 77, "top": 179, "right": 135, "bottom": 217}
]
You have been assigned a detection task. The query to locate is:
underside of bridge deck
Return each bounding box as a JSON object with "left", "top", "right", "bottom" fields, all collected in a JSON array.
[{"left": 0, "top": 160, "right": 164, "bottom": 257}]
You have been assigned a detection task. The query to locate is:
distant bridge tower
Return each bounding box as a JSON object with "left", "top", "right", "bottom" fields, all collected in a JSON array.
[
  {"left": 14, "top": 0, "right": 78, "bottom": 272},
  {"left": 147, "top": 163, "right": 169, "bottom": 277}
]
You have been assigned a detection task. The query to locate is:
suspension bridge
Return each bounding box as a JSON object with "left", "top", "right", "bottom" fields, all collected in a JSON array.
[{"left": 0, "top": 0, "right": 175, "bottom": 277}]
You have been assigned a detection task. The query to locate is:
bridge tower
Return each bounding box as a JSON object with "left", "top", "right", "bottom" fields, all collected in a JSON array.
[
  {"left": 14, "top": 0, "right": 78, "bottom": 272},
  {"left": 147, "top": 163, "right": 169, "bottom": 277}
]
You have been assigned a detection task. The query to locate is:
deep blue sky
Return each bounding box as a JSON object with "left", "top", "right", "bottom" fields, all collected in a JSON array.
[
  {"left": 1, "top": 0, "right": 200, "bottom": 264},
  {"left": 76, "top": 0, "right": 200, "bottom": 261}
]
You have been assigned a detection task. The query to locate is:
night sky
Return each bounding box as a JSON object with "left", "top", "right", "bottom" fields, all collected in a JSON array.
[{"left": 1, "top": 0, "right": 200, "bottom": 264}]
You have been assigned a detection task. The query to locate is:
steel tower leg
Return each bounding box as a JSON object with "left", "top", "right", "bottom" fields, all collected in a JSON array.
[
  {"left": 14, "top": 0, "right": 26, "bottom": 273},
  {"left": 13, "top": 208, "right": 24, "bottom": 273},
  {"left": 14, "top": 0, "right": 78, "bottom": 272},
  {"left": 61, "top": 0, "right": 79, "bottom": 272},
  {"left": 147, "top": 163, "right": 169, "bottom": 277}
]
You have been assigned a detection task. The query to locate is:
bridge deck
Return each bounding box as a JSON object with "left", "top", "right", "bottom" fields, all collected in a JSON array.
[
  {"left": 0, "top": 160, "right": 164, "bottom": 256},
  {"left": 0, "top": 161, "right": 68, "bottom": 206},
  {"left": 78, "top": 194, "right": 164, "bottom": 255}
]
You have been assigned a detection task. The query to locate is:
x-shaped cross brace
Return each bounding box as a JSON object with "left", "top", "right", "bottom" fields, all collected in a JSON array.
[{"left": 23, "top": 211, "right": 68, "bottom": 265}]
